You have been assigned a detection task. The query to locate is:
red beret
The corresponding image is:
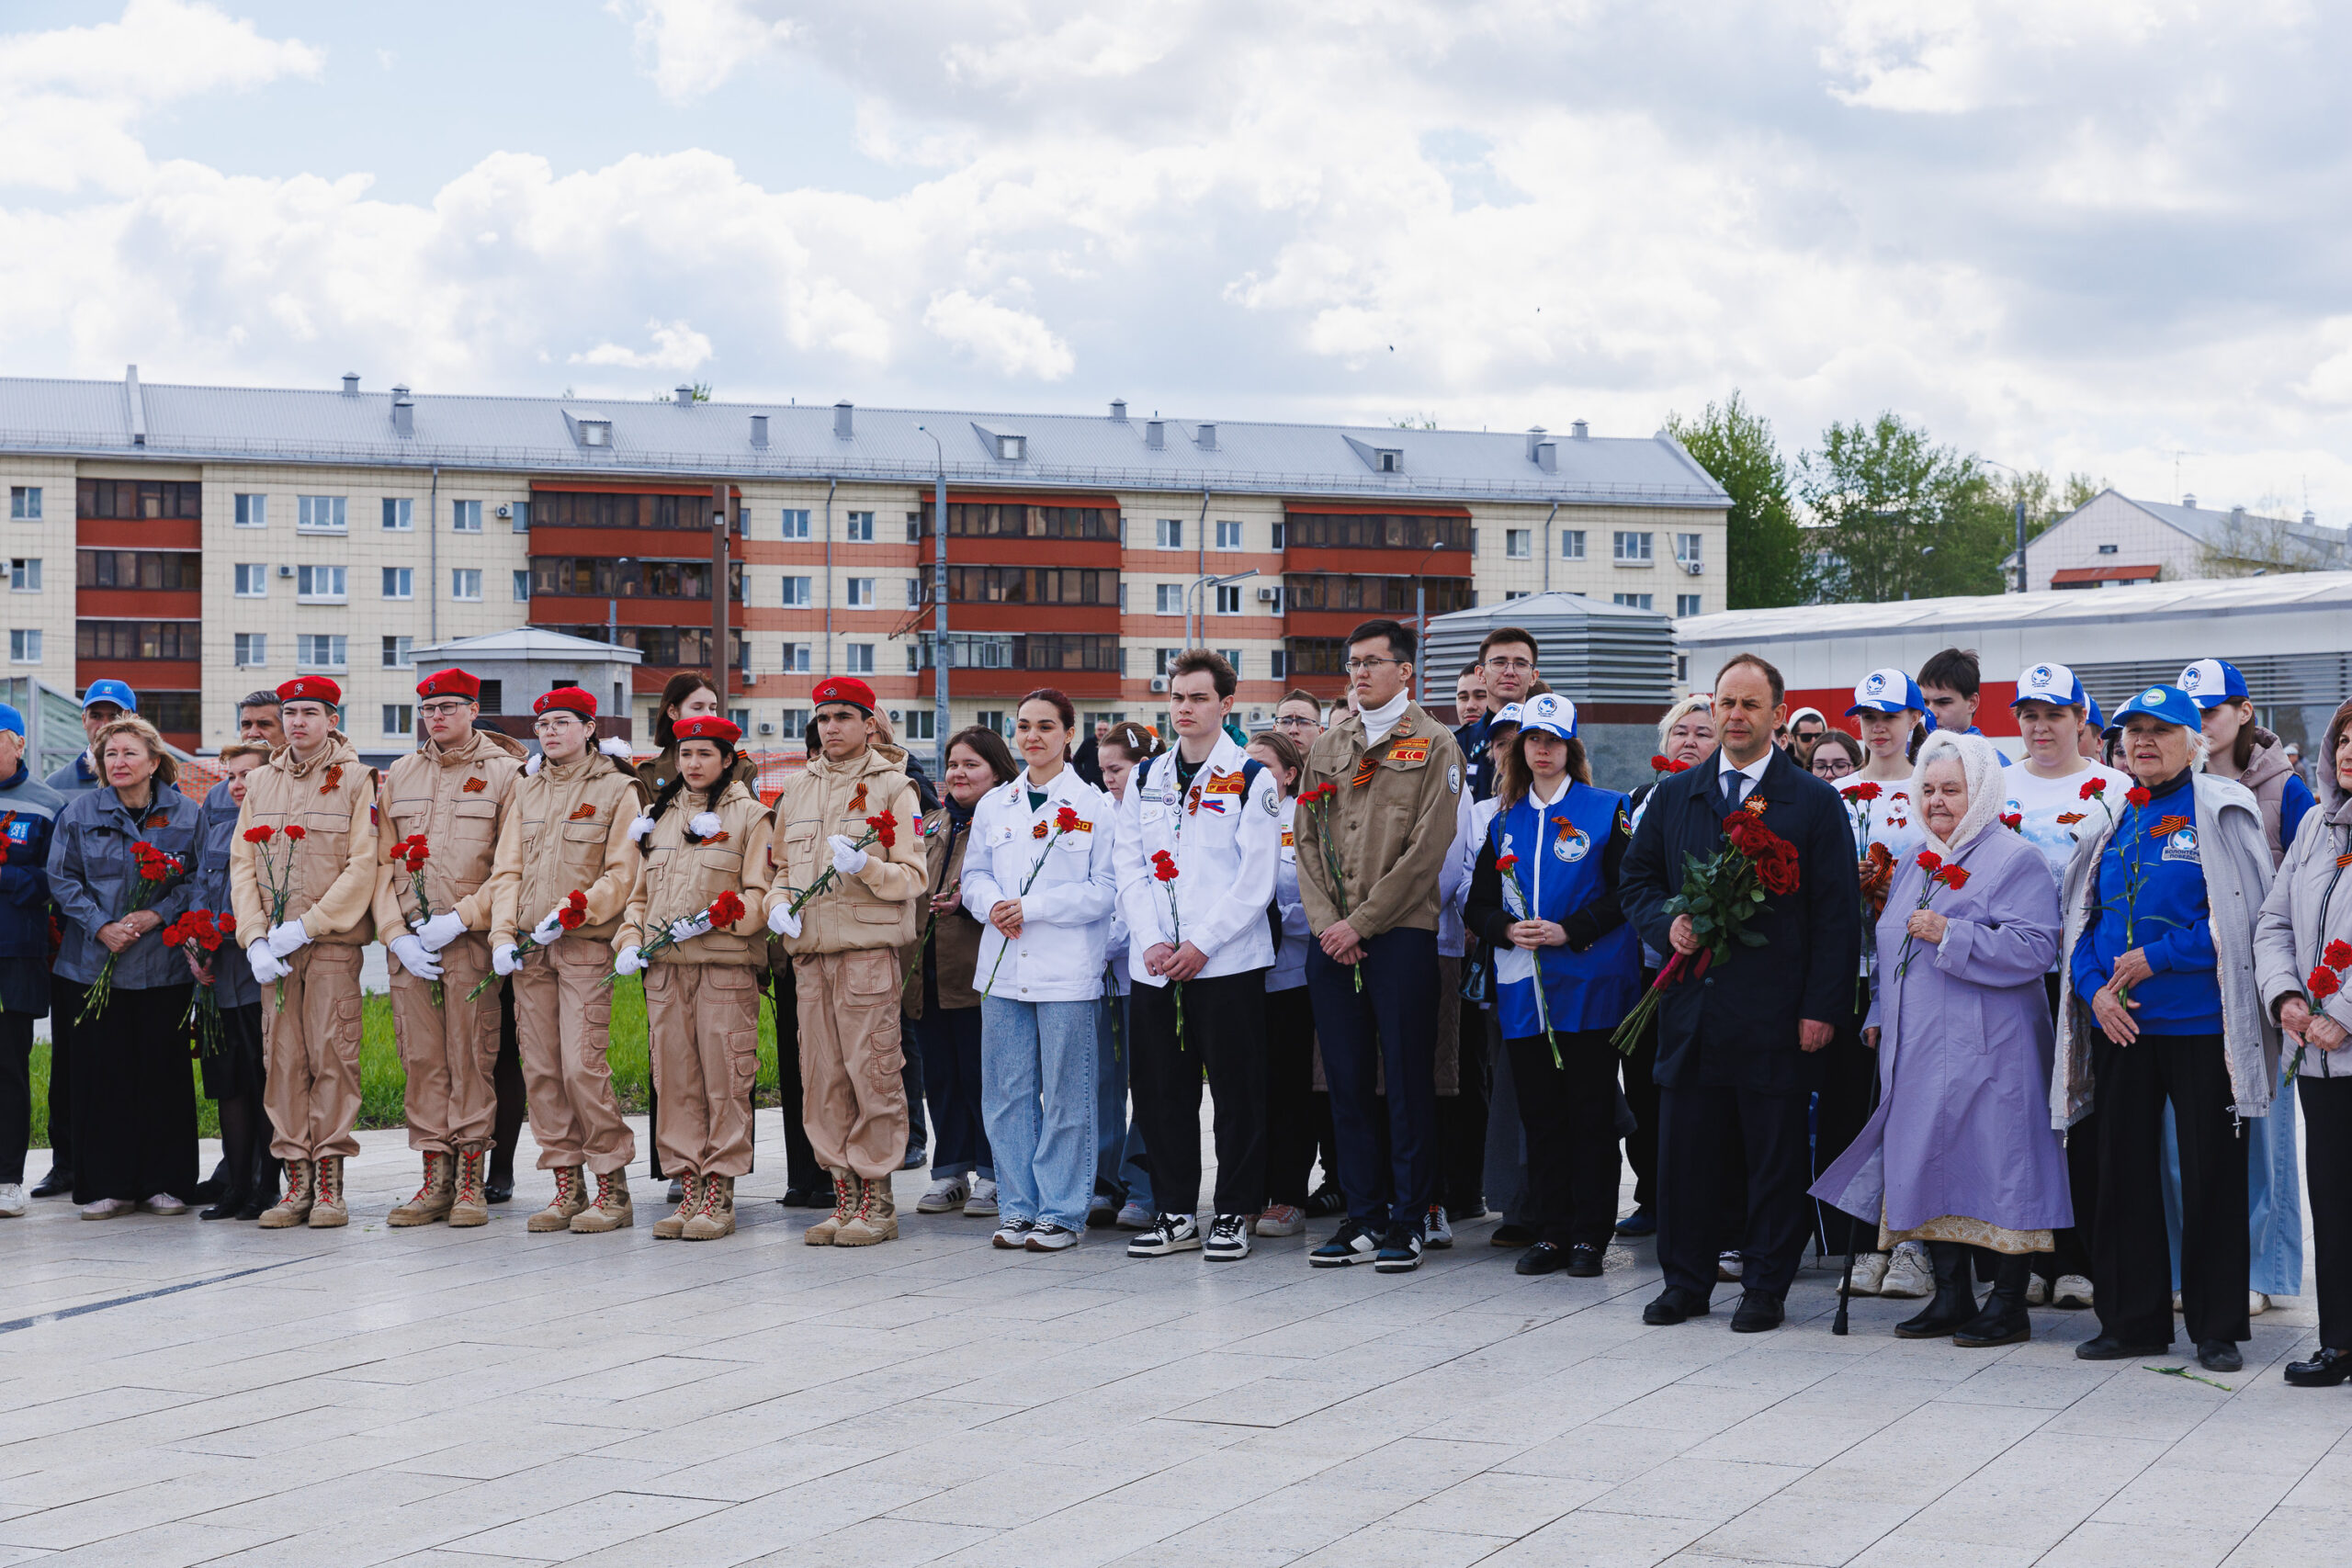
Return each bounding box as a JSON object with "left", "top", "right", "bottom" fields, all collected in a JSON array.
[
  {"left": 277, "top": 676, "right": 342, "bottom": 707},
  {"left": 416, "top": 668, "right": 481, "bottom": 701},
  {"left": 534, "top": 686, "right": 597, "bottom": 719},
  {"left": 673, "top": 716, "right": 741, "bottom": 745},
  {"left": 810, "top": 676, "right": 876, "bottom": 714}
]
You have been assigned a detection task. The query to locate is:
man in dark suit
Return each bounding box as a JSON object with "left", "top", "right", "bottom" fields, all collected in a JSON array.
[{"left": 1621, "top": 652, "right": 1861, "bottom": 1332}]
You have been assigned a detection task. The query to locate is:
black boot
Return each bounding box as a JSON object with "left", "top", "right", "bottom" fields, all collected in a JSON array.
[
  {"left": 1952, "top": 1252, "right": 2032, "bottom": 1347},
  {"left": 190, "top": 1155, "right": 232, "bottom": 1206},
  {"left": 237, "top": 1113, "right": 281, "bottom": 1223},
  {"left": 199, "top": 1162, "right": 246, "bottom": 1221},
  {"left": 1894, "top": 1242, "right": 1977, "bottom": 1338}
]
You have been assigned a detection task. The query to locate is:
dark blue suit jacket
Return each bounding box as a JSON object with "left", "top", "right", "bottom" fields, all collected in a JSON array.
[{"left": 1620, "top": 745, "right": 1861, "bottom": 1093}]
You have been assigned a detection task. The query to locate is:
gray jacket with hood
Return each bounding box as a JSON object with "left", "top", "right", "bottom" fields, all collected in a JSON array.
[{"left": 2253, "top": 699, "right": 2352, "bottom": 1082}]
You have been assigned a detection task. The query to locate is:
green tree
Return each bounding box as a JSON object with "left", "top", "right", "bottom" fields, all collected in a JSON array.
[
  {"left": 1798, "top": 412, "right": 2011, "bottom": 604},
  {"left": 1665, "top": 391, "right": 1803, "bottom": 610}
]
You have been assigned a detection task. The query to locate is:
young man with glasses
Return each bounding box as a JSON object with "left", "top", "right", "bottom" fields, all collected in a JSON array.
[
  {"left": 1272, "top": 692, "right": 1324, "bottom": 742},
  {"left": 1458, "top": 630, "right": 1541, "bottom": 802},
  {"left": 1296, "top": 619, "right": 1466, "bottom": 1272},
  {"left": 372, "top": 669, "right": 530, "bottom": 1228}
]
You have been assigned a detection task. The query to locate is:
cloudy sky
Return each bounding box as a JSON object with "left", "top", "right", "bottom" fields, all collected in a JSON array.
[{"left": 4, "top": 0, "right": 2348, "bottom": 516}]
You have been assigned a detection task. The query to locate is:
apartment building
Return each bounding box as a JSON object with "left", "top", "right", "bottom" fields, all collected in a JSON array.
[{"left": 2, "top": 371, "right": 1728, "bottom": 756}]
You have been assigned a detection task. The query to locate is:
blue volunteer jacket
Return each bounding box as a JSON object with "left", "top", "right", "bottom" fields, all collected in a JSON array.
[
  {"left": 1463, "top": 780, "right": 1641, "bottom": 1036},
  {"left": 2070, "top": 767, "right": 2221, "bottom": 1033},
  {"left": 0, "top": 762, "right": 65, "bottom": 962}
]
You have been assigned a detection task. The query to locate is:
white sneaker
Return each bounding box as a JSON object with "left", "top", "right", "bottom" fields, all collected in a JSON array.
[
  {"left": 2250, "top": 1292, "right": 2271, "bottom": 1316},
  {"left": 1842, "top": 1251, "right": 1890, "bottom": 1296},
  {"left": 1024, "top": 1223, "right": 1079, "bottom": 1252},
  {"left": 141, "top": 1193, "right": 188, "bottom": 1216},
  {"left": 1128, "top": 1213, "right": 1202, "bottom": 1258},
  {"left": 0, "top": 1182, "right": 25, "bottom": 1218},
  {"left": 991, "top": 1217, "right": 1034, "bottom": 1249},
  {"left": 1716, "top": 1251, "right": 1745, "bottom": 1282},
  {"left": 963, "top": 1178, "right": 999, "bottom": 1217},
  {"left": 1879, "top": 1244, "right": 1933, "bottom": 1300},
  {"left": 1203, "top": 1213, "right": 1251, "bottom": 1261},
  {"left": 1424, "top": 1204, "right": 1453, "bottom": 1249},
  {"left": 2052, "top": 1274, "right": 2095, "bottom": 1310},
  {"left": 2026, "top": 1274, "right": 2050, "bottom": 1306},
  {"left": 1115, "top": 1200, "right": 1152, "bottom": 1230},
  {"left": 1253, "top": 1203, "right": 1303, "bottom": 1237},
  {"left": 80, "top": 1198, "right": 135, "bottom": 1220},
  {"left": 917, "top": 1176, "right": 970, "bottom": 1214}
]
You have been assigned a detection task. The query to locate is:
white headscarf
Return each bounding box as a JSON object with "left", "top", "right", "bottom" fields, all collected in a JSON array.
[{"left": 1908, "top": 729, "right": 2004, "bottom": 858}]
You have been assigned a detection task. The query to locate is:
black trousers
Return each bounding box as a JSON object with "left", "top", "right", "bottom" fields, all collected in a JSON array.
[
  {"left": 1506, "top": 1027, "right": 1623, "bottom": 1248},
  {"left": 1657, "top": 1081, "right": 1814, "bottom": 1301},
  {"left": 2036, "top": 975, "right": 2100, "bottom": 1283},
  {"left": 2301, "top": 1073, "right": 2352, "bottom": 1352},
  {"left": 1811, "top": 1002, "right": 1877, "bottom": 1257},
  {"left": 62, "top": 979, "right": 198, "bottom": 1205},
  {"left": 912, "top": 1003, "right": 990, "bottom": 1178},
  {"left": 490, "top": 977, "right": 526, "bottom": 1179},
  {"left": 0, "top": 1010, "right": 31, "bottom": 1185},
  {"left": 1263, "top": 985, "right": 1317, "bottom": 1207},
  {"left": 1436, "top": 991, "right": 1490, "bottom": 1214},
  {"left": 1131, "top": 967, "right": 1269, "bottom": 1217},
  {"left": 1309, "top": 928, "right": 1439, "bottom": 1229},
  {"left": 44, "top": 993, "right": 74, "bottom": 1175},
  {"left": 1620, "top": 972, "right": 1662, "bottom": 1209},
  {"left": 2093, "top": 1031, "right": 2249, "bottom": 1347}
]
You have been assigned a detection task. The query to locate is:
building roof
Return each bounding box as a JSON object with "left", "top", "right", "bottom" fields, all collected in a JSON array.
[
  {"left": 409, "top": 626, "right": 642, "bottom": 663},
  {"left": 2064, "top": 488, "right": 2346, "bottom": 558},
  {"left": 0, "top": 368, "right": 1730, "bottom": 510},
  {"left": 2049, "top": 563, "right": 2162, "bottom": 585}
]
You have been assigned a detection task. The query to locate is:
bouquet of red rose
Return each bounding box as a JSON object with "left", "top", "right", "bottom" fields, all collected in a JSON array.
[
  {"left": 1892, "top": 850, "right": 1971, "bottom": 981},
  {"left": 163, "top": 908, "right": 231, "bottom": 1058},
  {"left": 243, "top": 823, "right": 304, "bottom": 1010},
  {"left": 1295, "top": 783, "right": 1363, "bottom": 991},
  {"left": 979, "top": 806, "right": 1079, "bottom": 996},
  {"left": 1610, "top": 801, "right": 1801, "bottom": 1055},
  {"left": 608, "top": 889, "right": 746, "bottom": 987},
  {"left": 775, "top": 811, "right": 900, "bottom": 934},
  {"left": 80, "top": 840, "right": 187, "bottom": 1022},
  {"left": 392, "top": 834, "right": 441, "bottom": 1004},
  {"left": 472, "top": 888, "right": 586, "bottom": 1000}
]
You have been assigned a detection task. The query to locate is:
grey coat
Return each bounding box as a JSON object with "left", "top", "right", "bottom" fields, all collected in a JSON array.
[
  {"left": 2254, "top": 757, "right": 2352, "bottom": 1081},
  {"left": 46, "top": 784, "right": 202, "bottom": 989},
  {"left": 2054, "top": 771, "right": 2278, "bottom": 1125}
]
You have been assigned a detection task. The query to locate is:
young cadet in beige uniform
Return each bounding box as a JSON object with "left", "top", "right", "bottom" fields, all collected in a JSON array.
[
  {"left": 375, "top": 667, "right": 528, "bottom": 1228},
  {"left": 615, "top": 716, "right": 776, "bottom": 1240},
  {"left": 764, "top": 676, "right": 926, "bottom": 1247},
  {"left": 484, "top": 686, "right": 647, "bottom": 1233},
  {"left": 232, "top": 676, "right": 380, "bottom": 1229}
]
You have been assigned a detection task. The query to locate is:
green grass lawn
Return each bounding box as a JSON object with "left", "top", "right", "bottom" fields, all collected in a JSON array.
[{"left": 20, "top": 977, "right": 786, "bottom": 1147}]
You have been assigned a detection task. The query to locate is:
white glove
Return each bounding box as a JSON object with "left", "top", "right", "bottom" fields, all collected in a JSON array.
[
  {"left": 628, "top": 813, "right": 657, "bottom": 844},
  {"left": 829, "top": 834, "right": 869, "bottom": 877},
  {"left": 248, "top": 940, "right": 289, "bottom": 986},
  {"left": 524, "top": 753, "right": 542, "bottom": 776},
  {"left": 689, "top": 811, "right": 723, "bottom": 839},
  {"left": 492, "top": 943, "right": 520, "bottom": 976},
  {"left": 530, "top": 907, "right": 566, "bottom": 946},
  {"left": 768, "top": 902, "right": 801, "bottom": 940},
  {"left": 410, "top": 911, "right": 465, "bottom": 951},
  {"left": 614, "top": 944, "right": 644, "bottom": 976},
  {"left": 266, "top": 919, "right": 311, "bottom": 958},
  {"left": 668, "top": 911, "right": 715, "bottom": 944},
  {"left": 389, "top": 934, "right": 443, "bottom": 981}
]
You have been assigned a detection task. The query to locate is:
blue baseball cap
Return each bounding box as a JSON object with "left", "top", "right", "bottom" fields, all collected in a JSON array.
[
  {"left": 2113, "top": 683, "right": 2202, "bottom": 729},
  {"left": 1519, "top": 692, "right": 1578, "bottom": 741},
  {"left": 1848, "top": 668, "right": 1926, "bottom": 716},
  {"left": 80, "top": 679, "right": 136, "bottom": 713},
  {"left": 2010, "top": 660, "right": 2087, "bottom": 710},
  {"left": 0, "top": 703, "right": 22, "bottom": 737},
  {"left": 2177, "top": 659, "right": 2248, "bottom": 709},
  {"left": 1488, "top": 702, "right": 1524, "bottom": 730},
  {"left": 2084, "top": 692, "right": 2106, "bottom": 732}
]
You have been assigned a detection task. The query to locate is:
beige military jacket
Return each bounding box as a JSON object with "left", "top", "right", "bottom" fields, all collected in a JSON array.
[
  {"left": 1296, "top": 702, "right": 1464, "bottom": 939},
  {"left": 371, "top": 727, "right": 528, "bottom": 940},
  {"left": 230, "top": 732, "right": 380, "bottom": 946},
  {"left": 618, "top": 780, "right": 777, "bottom": 966},
  {"left": 484, "top": 750, "right": 648, "bottom": 948},
  {"left": 765, "top": 741, "right": 925, "bottom": 954}
]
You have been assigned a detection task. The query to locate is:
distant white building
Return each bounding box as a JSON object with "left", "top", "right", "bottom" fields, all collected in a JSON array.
[{"left": 2017, "top": 488, "right": 2346, "bottom": 592}]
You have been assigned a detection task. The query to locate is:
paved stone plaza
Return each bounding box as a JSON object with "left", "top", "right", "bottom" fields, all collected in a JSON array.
[{"left": 3, "top": 1111, "right": 2347, "bottom": 1568}]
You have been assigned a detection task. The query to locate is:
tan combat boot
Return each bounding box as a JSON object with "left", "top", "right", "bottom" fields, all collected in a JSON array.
[
  {"left": 447, "top": 1146, "right": 490, "bottom": 1228},
  {"left": 308, "top": 1156, "right": 349, "bottom": 1228},
  {"left": 259, "top": 1158, "right": 314, "bottom": 1229},
  {"left": 683, "top": 1174, "right": 736, "bottom": 1240},
  {"left": 387, "top": 1151, "right": 454, "bottom": 1227},
  {"left": 528, "top": 1166, "right": 588, "bottom": 1232},
  {"left": 835, "top": 1173, "right": 899, "bottom": 1247},
  {"left": 570, "top": 1168, "right": 634, "bottom": 1233},
  {"left": 653, "top": 1172, "right": 701, "bottom": 1240},
  {"left": 804, "top": 1169, "right": 856, "bottom": 1247}
]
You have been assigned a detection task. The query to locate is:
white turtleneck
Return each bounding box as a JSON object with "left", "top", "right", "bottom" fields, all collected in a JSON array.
[{"left": 1360, "top": 690, "right": 1410, "bottom": 744}]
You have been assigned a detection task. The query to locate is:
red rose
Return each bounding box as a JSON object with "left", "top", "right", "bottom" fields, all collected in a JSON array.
[
  {"left": 2126, "top": 786, "right": 2152, "bottom": 807},
  {"left": 2326, "top": 940, "right": 2352, "bottom": 971},
  {"left": 2311, "top": 964, "right": 2342, "bottom": 1001}
]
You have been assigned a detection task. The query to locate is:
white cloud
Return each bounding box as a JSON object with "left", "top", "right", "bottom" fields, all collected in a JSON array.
[
  {"left": 922, "top": 289, "right": 1073, "bottom": 380},
  {"left": 612, "top": 0, "right": 797, "bottom": 102},
  {"left": 571, "top": 318, "right": 716, "bottom": 372}
]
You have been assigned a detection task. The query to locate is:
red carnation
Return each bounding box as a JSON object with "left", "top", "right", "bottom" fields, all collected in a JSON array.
[
  {"left": 2000, "top": 812, "right": 2023, "bottom": 831},
  {"left": 243, "top": 825, "right": 274, "bottom": 843},
  {"left": 1937, "top": 865, "right": 1971, "bottom": 891},
  {"left": 2326, "top": 940, "right": 2352, "bottom": 971},
  {"left": 2125, "top": 786, "right": 2152, "bottom": 807},
  {"left": 2311, "top": 964, "right": 2342, "bottom": 1001},
  {"left": 1844, "top": 781, "right": 1883, "bottom": 802},
  {"left": 283, "top": 824, "right": 306, "bottom": 840},
  {"left": 1055, "top": 805, "right": 1080, "bottom": 832},
  {"left": 1916, "top": 850, "right": 1942, "bottom": 872},
  {"left": 1650, "top": 754, "right": 1671, "bottom": 772},
  {"left": 708, "top": 890, "right": 747, "bottom": 927},
  {"left": 2080, "top": 778, "right": 2108, "bottom": 799},
  {"left": 566, "top": 888, "right": 587, "bottom": 909},
  {"left": 1496, "top": 853, "right": 1519, "bottom": 871},
  {"left": 557, "top": 906, "right": 586, "bottom": 931}
]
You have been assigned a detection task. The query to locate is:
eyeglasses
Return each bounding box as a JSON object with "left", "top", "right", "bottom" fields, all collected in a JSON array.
[
  {"left": 1483, "top": 657, "right": 1535, "bottom": 673},
  {"left": 532, "top": 716, "right": 584, "bottom": 733},
  {"left": 418, "top": 701, "right": 472, "bottom": 718},
  {"left": 1343, "top": 656, "right": 1405, "bottom": 674},
  {"left": 1274, "top": 716, "right": 1318, "bottom": 729}
]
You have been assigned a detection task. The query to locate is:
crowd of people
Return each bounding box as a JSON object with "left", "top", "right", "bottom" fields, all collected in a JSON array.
[{"left": 0, "top": 629, "right": 2345, "bottom": 1386}]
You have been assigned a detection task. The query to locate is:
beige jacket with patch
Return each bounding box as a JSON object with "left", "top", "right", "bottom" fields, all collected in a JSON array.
[
  {"left": 371, "top": 727, "right": 529, "bottom": 939},
  {"left": 764, "top": 742, "right": 925, "bottom": 955},
  {"left": 484, "top": 750, "right": 649, "bottom": 949},
  {"left": 618, "top": 780, "right": 777, "bottom": 965},
  {"left": 230, "top": 732, "right": 380, "bottom": 946}
]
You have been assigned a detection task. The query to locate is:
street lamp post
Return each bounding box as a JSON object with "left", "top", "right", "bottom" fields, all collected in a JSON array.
[
  {"left": 710, "top": 484, "right": 730, "bottom": 708},
  {"left": 1187, "top": 569, "right": 1260, "bottom": 657},
  {"left": 915, "top": 425, "right": 949, "bottom": 777},
  {"left": 1981, "top": 457, "right": 2030, "bottom": 593}
]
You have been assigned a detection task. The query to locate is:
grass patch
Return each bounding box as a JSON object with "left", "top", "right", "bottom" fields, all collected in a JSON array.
[{"left": 20, "top": 977, "right": 786, "bottom": 1148}]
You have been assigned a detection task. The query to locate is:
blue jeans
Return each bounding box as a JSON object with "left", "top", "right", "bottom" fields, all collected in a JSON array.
[
  {"left": 1095, "top": 991, "right": 1130, "bottom": 1198},
  {"left": 981, "top": 997, "right": 1099, "bottom": 1231}
]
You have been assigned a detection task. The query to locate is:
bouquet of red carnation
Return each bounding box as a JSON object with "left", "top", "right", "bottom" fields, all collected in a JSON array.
[
  {"left": 163, "top": 908, "right": 231, "bottom": 1058},
  {"left": 80, "top": 840, "right": 186, "bottom": 1023},
  {"left": 472, "top": 888, "right": 585, "bottom": 999},
  {"left": 1650, "top": 754, "right": 1690, "bottom": 775},
  {"left": 1295, "top": 783, "right": 1363, "bottom": 991},
  {"left": 1892, "top": 850, "right": 1971, "bottom": 981},
  {"left": 609, "top": 889, "right": 746, "bottom": 987},
  {"left": 1610, "top": 801, "right": 1800, "bottom": 1055},
  {"left": 2288, "top": 938, "right": 2352, "bottom": 1081},
  {"left": 393, "top": 834, "right": 442, "bottom": 1003},
  {"left": 243, "top": 823, "right": 303, "bottom": 1010},
  {"left": 1149, "top": 848, "right": 1189, "bottom": 1036},
  {"left": 775, "top": 810, "right": 900, "bottom": 936},
  {"left": 979, "top": 806, "right": 1080, "bottom": 996}
]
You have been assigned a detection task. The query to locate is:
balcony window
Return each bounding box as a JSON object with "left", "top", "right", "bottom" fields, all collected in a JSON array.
[
  {"left": 298, "top": 495, "right": 347, "bottom": 532},
  {"left": 296, "top": 565, "right": 347, "bottom": 603},
  {"left": 1612, "top": 530, "right": 1653, "bottom": 564},
  {"left": 297, "top": 634, "right": 347, "bottom": 671}
]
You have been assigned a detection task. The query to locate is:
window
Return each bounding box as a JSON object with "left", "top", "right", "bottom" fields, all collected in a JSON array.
[
  {"left": 846, "top": 578, "right": 875, "bottom": 607},
  {"left": 845, "top": 643, "right": 874, "bottom": 674},
  {"left": 1270, "top": 649, "right": 1289, "bottom": 679},
  {"left": 1156, "top": 518, "right": 1183, "bottom": 549},
  {"left": 8, "top": 558, "right": 39, "bottom": 592},
  {"left": 233, "top": 493, "right": 266, "bottom": 526},
  {"left": 76, "top": 479, "right": 200, "bottom": 520},
  {"left": 1676, "top": 593, "right": 1702, "bottom": 617},
  {"left": 513, "top": 570, "right": 531, "bottom": 602},
  {"left": 1217, "top": 648, "right": 1244, "bottom": 675},
  {"left": 382, "top": 704, "right": 413, "bottom": 738},
  {"left": 533, "top": 558, "right": 743, "bottom": 602},
  {"left": 1280, "top": 512, "right": 1469, "bottom": 551},
  {"left": 1561, "top": 529, "right": 1587, "bottom": 559},
  {"left": 1612, "top": 592, "right": 1654, "bottom": 610},
  {"left": 1155, "top": 583, "right": 1183, "bottom": 615},
  {"left": 451, "top": 569, "right": 482, "bottom": 602},
  {"left": 1155, "top": 648, "right": 1179, "bottom": 675},
  {"left": 381, "top": 497, "right": 413, "bottom": 531},
  {"left": 780, "top": 706, "right": 810, "bottom": 739},
  {"left": 781, "top": 575, "right": 812, "bottom": 607},
  {"left": 510, "top": 501, "right": 530, "bottom": 532},
  {"left": 381, "top": 567, "right": 413, "bottom": 600},
  {"left": 770, "top": 642, "right": 805, "bottom": 673},
  {"left": 1271, "top": 520, "right": 1286, "bottom": 550},
  {"left": 728, "top": 706, "right": 751, "bottom": 732},
  {"left": 77, "top": 550, "right": 200, "bottom": 590},
  {"left": 1675, "top": 532, "right": 1702, "bottom": 568},
  {"left": 8, "top": 629, "right": 39, "bottom": 663},
  {"left": 1612, "top": 530, "right": 1653, "bottom": 564},
  {"left": 907, "top": 577, "right": 923, "bottom": 607},
  {"left": 297, "top": 634, "right": 347, "bottom": 671},
  {"left": 298, "top": 495, "right": 347, "bottom": 532},
  {"left": 382, "top": 635, "right": 413, "bottom": 668},
  {"left": 1505, "top": 590, "right": 1529, "bottom": 601},
  {"left": 233, "top": 564, "right": 267, "bottom": 597},
  {"left": 451, "top": 500, "right": 482, "bottom": 532},
  {"left": 526, "top": 491, "right": 718, "bottom": 530},
  {"left": 297, "top": 565, "right": 347, "bottom": 602},
  {"left": 1678, "top": 654, "right": 1690, "bottom": 682},
  {"left": 920, "top": 502, "right": 1117, "bottom": 541},
  {"left": 1506, "top": 529, "right": 1531, "bottom": 558},
  {"left": 1282, "top": 573, "right": 1474, "bottom": 616},
  {"left": 901, "top": 709, "right": 936, "bottom": 741},
  {"left": 1216, "top": 520, "right": 1243, "bottom": 550},
  {"left": 911, "top": 634, "right": 1124, "bottom": 674},
  {"left": 780, "top": 508, "right": 810, "bottom": 540},
  {"left": 845, "top": 511, "right": 875, "bottom": 543},
  {"left": 8, "top": 487, "right": 40, "bottom": 520},
  {"left": 2098, "top": 543, "right": 2120, "bottom": 555},
  {"left": 234, "top": 633, "right": 267, "bottom": 667},
  {"left": 1214, "top": 584, "right": 1241, "bottom": 615},
  {"left": 977, "top": 710, "right": 1007, "bottom": 736}
]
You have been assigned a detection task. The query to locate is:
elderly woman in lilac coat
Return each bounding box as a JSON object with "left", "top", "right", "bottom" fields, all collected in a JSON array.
[{"left": 1813, "top": 731, "right": 2071, "bottom": 1348}]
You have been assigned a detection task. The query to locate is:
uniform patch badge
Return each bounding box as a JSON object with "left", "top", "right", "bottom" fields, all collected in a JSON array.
[
  {"left": 1555, "top": 826, "right": 1590, "bottom": 863},
  {"left": 2161, "top": 825, "right": 2199, "bottom": 861},
  {"left": 1281, "top": 828, "right": 1295, "bottom": 848},
  {"left": 1204, "top": 772, "right": 1246, "bottom": 795},
  {"left": 1615, "top": 803, "right": 1633, "bottom": 837},
  {"left": 1447, "top": 763, "right": 1462, "bottom": 795},
  {"left": 1387, "top": 741, "right": 1431, "bottom": 764},
  {"left": 1262, "top": 786, "right": 1280, "bottom": 816}
]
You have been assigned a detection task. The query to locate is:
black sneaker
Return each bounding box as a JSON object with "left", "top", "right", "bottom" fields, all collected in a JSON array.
[
  {"left": 1024, "top": 1223, "right": 1079, "bottom": 1252},
  {"left": 1310, "top": 1218, "right": 1381, "bottom": 1267},
  {"left": 1304, "top": 1181, "right": 1347, "bottom": 1218},
  {"left": 1374, "top": 1223, "right": 1425, "bottom": 1274},
  {"left": 1203, "top": 1213, "right": 1251, "bottom": 1261},
  {"left": 1566, "top": 1243, "right": 1605, "bottom": 1278},
  {"left": 1127, "top": 1213, "right": 1202, "bottom": 1258}
]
